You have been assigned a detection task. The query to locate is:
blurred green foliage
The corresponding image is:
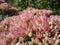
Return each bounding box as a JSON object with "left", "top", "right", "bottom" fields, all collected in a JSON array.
[{"left": 6, "top": 0, "right": 60, "bottom": 15}]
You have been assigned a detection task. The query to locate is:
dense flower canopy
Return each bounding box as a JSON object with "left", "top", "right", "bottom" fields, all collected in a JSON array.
[{"left": 0, "top": 7, "right": 60, "bottom": 45}]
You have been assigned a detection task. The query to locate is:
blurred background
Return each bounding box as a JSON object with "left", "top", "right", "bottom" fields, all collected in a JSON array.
[{"left": 0, "top": 0, "right": 60, "bottom": 21}]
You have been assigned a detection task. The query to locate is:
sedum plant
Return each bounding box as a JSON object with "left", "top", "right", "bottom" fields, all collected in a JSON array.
[{"left": 0, "top": 7, "right": 60, "bottom": 45}]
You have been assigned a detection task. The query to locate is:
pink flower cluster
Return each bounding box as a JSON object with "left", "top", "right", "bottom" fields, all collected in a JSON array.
[
  {"left": 0, "top": 0, "right": 5, "bottom": 3},
  {"left": 0, "top": 0, "right": 19, "bottom": 16},
  {"left": 0, "top": 7, "right": 60, "bottom": 45}
]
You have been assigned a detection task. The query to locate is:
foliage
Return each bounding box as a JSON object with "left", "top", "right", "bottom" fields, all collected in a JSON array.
[
  {"left": 0, "top": 0, "right": 60, "bottom": 21},
  {"left": 6, "top": 0, "right": 60, "bottom": 14}
]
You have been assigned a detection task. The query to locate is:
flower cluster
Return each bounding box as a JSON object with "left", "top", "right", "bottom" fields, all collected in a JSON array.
[
  {"left": 0, "top": 0, "right": 5, "bottom": 3},
  {"left": 0, "top": 0, "right": 18, "bottom": 11},
  {"left": 0, "top": 0, "right": 19, "bottom": 21},
  {"left": 0, "top": 7, "right": 60, "bottom": 45}
]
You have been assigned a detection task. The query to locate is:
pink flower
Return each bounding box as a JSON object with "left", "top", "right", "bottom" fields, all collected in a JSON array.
[
  {"left": 33, "top": 37, "right": 39, "bottom": 44},
  {"left": 18, "top": 28, "right": 26, "bottom": 37},
  {"left": 0, "top": 7, "right": 60, "bottom": 45},
  {"left": 0, "top": 3, "right": 8, "bottom": 10},
  {"left": 0, "top": 0, "right": 5, "bottom": 3},
  {"left": 0, "top": 26, "right": 4, "bottom": 30},
  {"left": 48, "top": 38, "right": 55, "bottom": 44},
  {"left": 36, "top": 9, "right": 53, "bottom": 16}
]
